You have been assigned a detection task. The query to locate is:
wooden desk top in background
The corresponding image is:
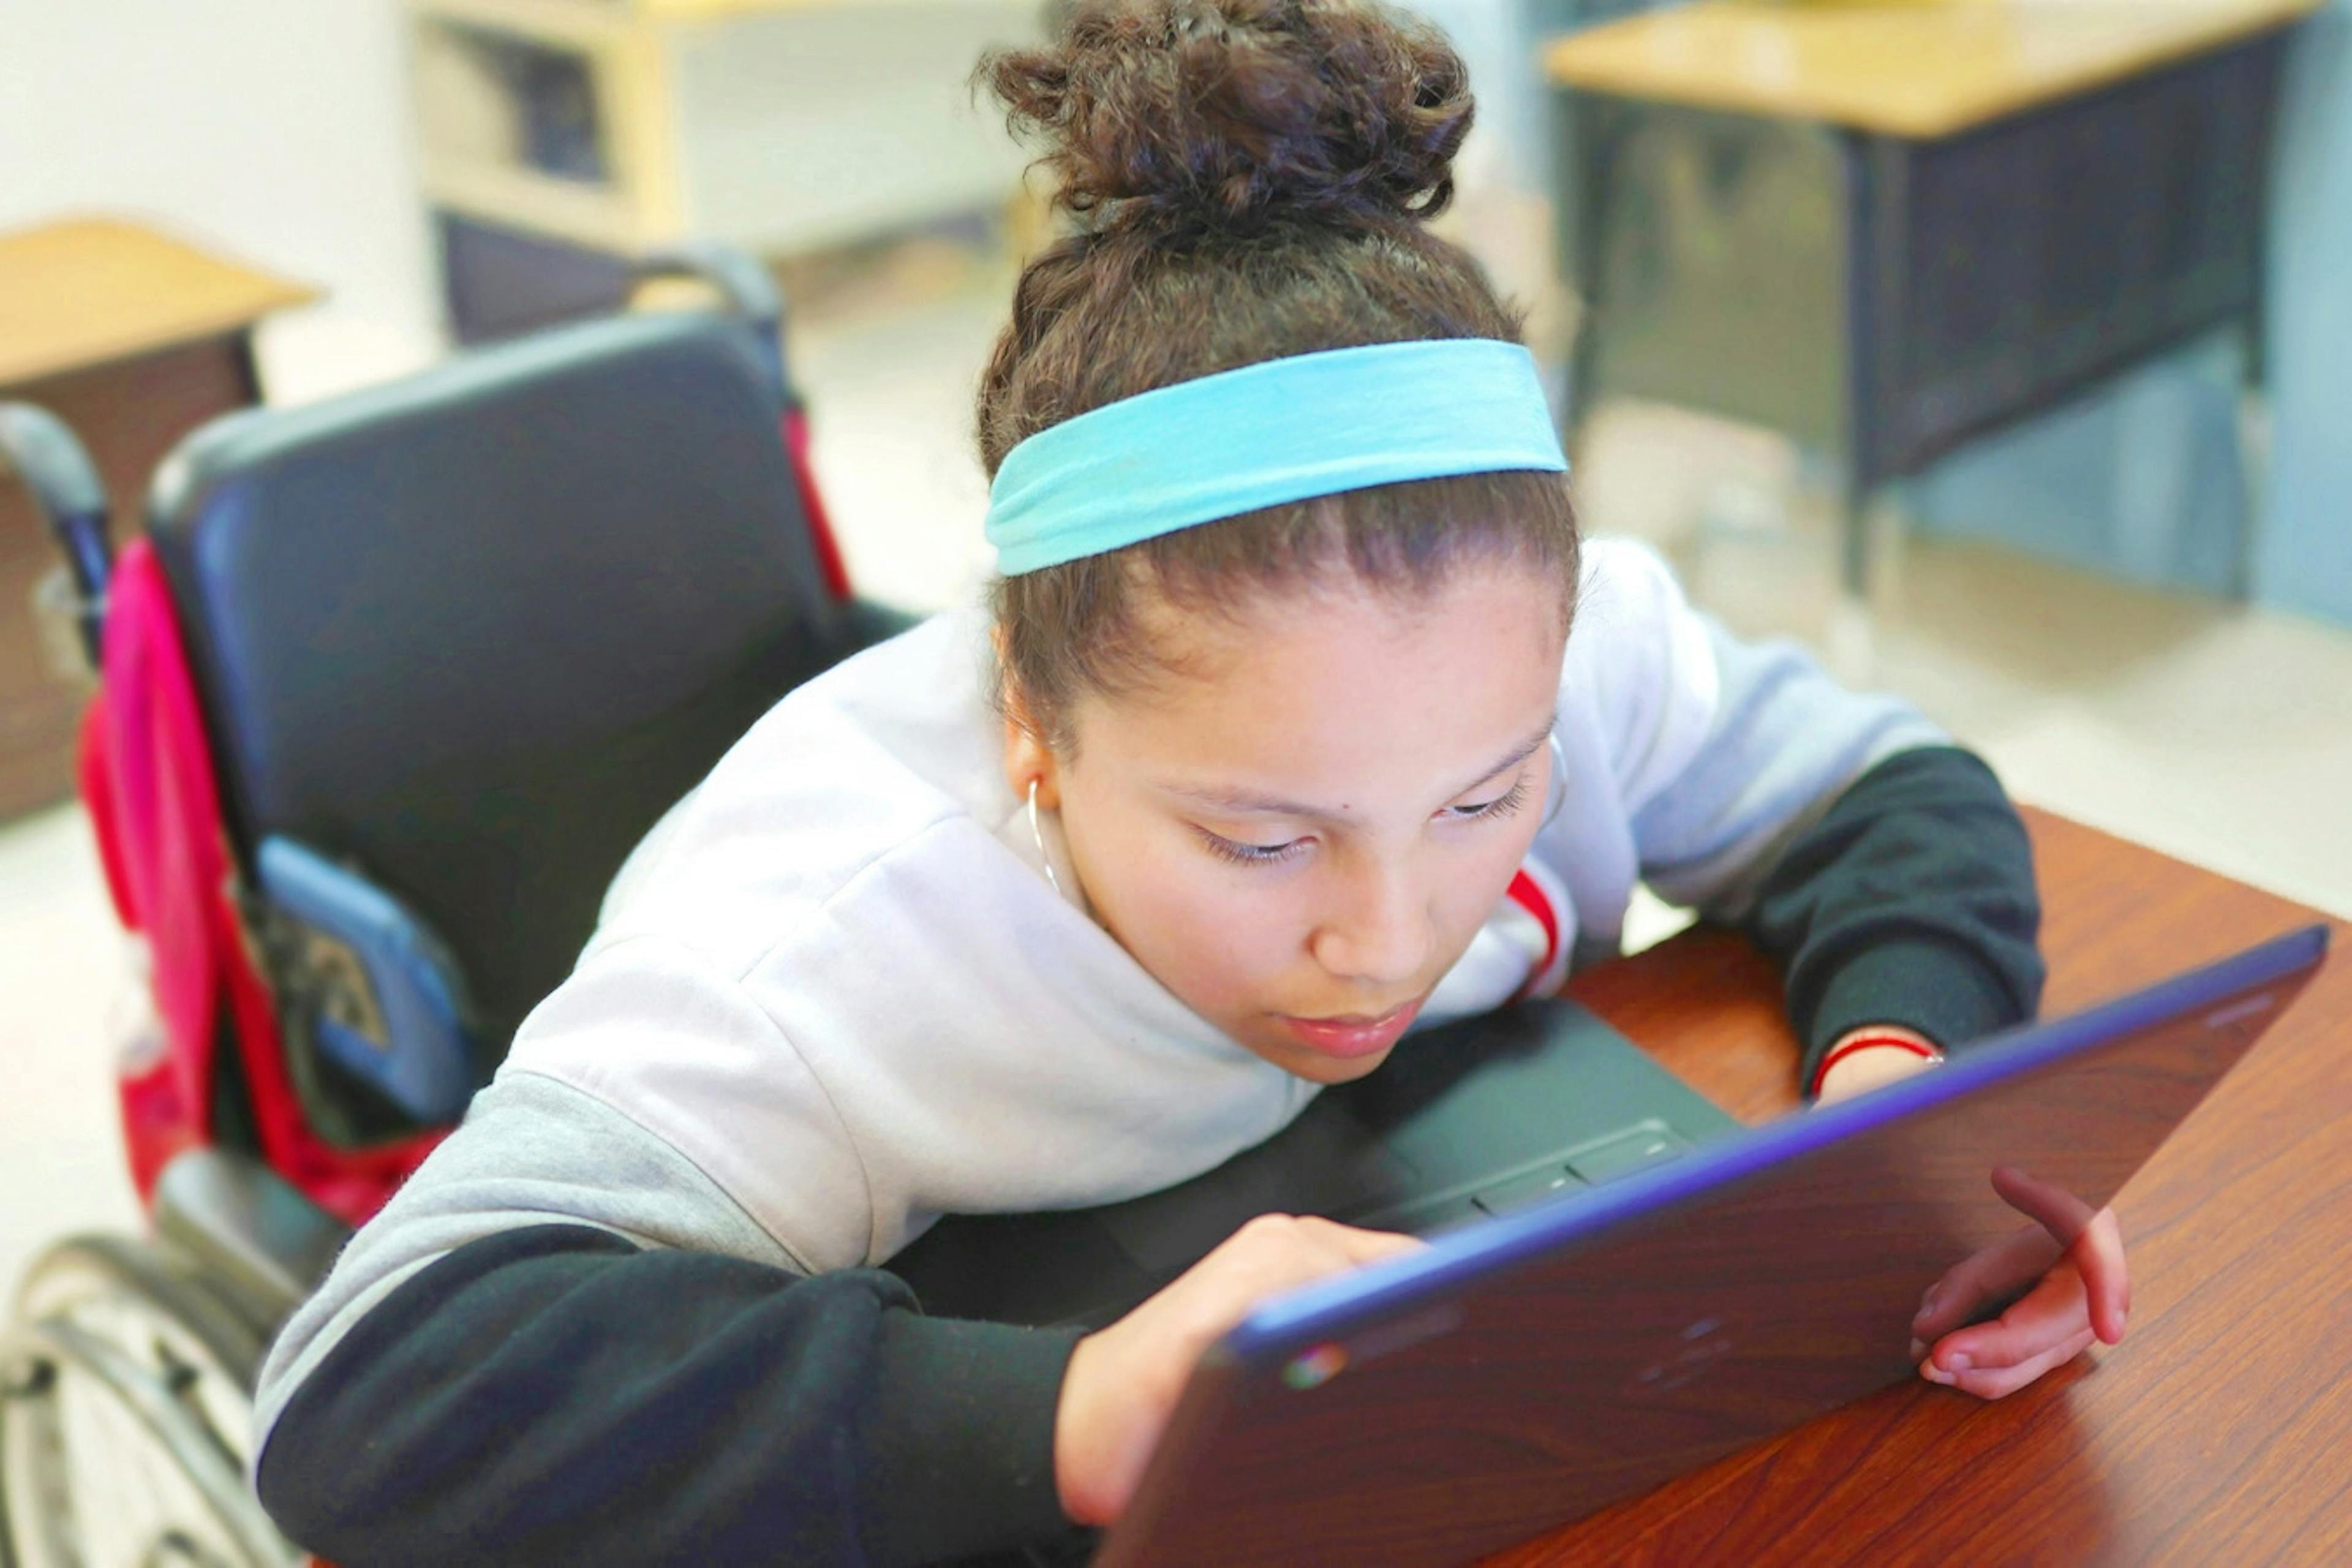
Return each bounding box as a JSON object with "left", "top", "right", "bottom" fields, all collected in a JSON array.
[
  {"left": 1544, "top": 0, "right": 2325, "bottom": 139},
  {"left": 0, "top": 217, "right": 316, "bottom": 390},
  {"left": 1510, "top": 808, "right": 2349, "bottom": 1564}
]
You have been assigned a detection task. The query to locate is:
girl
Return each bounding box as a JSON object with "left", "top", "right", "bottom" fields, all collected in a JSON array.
[{"left": 252, "top": 3, "right": 2117, "bottom": 1562}]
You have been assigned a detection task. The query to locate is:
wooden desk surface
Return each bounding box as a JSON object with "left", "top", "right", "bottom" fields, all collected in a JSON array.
[
  {"left": 1499, "top": 807, "right": 2348, "bottom": 1564},
  {"left": 0, "top": 217, "right": 316, "bottom": 390},
  {"left": 1544, "top": 0, "right": 2325, "bottom": 140}
]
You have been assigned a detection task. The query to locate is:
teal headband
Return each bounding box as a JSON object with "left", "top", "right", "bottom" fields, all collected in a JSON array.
[{"left": 984, "top": 339, "right": 1570, "bottom": 576}]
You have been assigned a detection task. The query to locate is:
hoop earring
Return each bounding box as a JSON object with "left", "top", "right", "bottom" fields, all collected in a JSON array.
[
  {"left": 1028, "top": 778, "right": 1064, "bottom": 897},
  {"left": 1540, "top": 731, "right": 1569, "bottom": 831}
]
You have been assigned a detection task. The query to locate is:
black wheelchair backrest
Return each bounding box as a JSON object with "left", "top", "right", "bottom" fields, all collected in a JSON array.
[{"left": 145, "top": 309, "right": 858, "bottom": 1073}]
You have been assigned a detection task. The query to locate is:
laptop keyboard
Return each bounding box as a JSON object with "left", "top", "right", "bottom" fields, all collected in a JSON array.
[
  {"left": 1468, "top": 1121, "right": 1694, "bottom": 1218},
  {"left": 1564, "top": 1121, "right": 1695, "bottom": 1182},
  {"left": 1470, "top": 1164, "right": 1585, "bottom": 1217}
]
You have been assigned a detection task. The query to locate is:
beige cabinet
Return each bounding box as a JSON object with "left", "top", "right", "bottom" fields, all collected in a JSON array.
[{"left": 406, "top": 0, "right": 1043, "bottom": 333}]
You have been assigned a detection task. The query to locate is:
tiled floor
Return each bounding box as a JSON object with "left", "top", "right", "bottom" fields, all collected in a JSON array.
[
  {"left": 0, "top": 799, "right": 146, "bottom": 1295},
  {"left": 6, "top": 254, "right": 2350, "bottom": 1299}
]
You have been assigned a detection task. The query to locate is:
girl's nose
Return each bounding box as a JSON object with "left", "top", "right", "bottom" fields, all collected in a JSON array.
[{"left": 1310, "top": 862, "right": 1431, "bottom": 987}]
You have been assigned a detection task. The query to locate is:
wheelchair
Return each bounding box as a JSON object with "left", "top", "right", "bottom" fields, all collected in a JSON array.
[{"left": 0, "top": 246, "right": 913, "bottom": 1567}]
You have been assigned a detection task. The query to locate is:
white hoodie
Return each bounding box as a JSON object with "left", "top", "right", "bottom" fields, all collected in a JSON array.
[{"left": 253, "top": 537, "right": 1942, "bottom": 1446}]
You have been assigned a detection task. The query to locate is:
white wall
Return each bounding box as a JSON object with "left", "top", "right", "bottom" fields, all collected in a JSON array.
[{"left": 0, "top": 0, "right": 445, "bottom": 402}]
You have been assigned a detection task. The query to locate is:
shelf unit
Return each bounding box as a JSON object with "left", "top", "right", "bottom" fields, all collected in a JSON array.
[{"left": 405, "top": 0, "right": 1043, "bottom": 337}]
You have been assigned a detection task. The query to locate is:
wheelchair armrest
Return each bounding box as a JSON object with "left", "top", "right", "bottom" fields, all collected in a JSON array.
[
  {"left": 153, "top": 1148, "right": 353, "bottom": 1338},
  {"left": 258, "top": 835, "right": 482, "bottom": 1126}
]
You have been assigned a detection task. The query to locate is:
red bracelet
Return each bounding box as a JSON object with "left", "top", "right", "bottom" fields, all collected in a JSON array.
[{"left": 1810, "top": 1032, "right": 1943, "bottom": 1097}]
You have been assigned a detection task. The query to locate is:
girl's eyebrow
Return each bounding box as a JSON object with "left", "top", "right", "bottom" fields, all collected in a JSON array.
[{"left": 1163, "top": 717, "right": 1558, "bottom": 821}]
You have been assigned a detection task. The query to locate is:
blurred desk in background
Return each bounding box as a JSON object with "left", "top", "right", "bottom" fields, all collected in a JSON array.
[
  {"left": 0, "top": 217, "right": 314, "bottom": 820},
  {"left": 1501, "top": 807, "right": 2351, "bottom": 1564},
  {"left": 1545, "top": 0, "right": 2323, "bottom": 606},
  {"left": 407, "top": 0, "right": 1043, "bottom": 342}
]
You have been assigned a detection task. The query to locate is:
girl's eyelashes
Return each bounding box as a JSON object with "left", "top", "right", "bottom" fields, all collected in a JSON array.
[
  {"left": 1197, "top": 828, "right": 1310, "bottom": 867},
  {"left": 1445, "top": 775, "right": 1531, "bottom": 823},
  {"left": 1193, "top": 775, "right": 1534, "bottom": 869}
]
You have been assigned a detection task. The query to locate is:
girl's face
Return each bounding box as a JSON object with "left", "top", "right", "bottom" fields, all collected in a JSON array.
[{"left": 1009, "top": 563, "right": 1569, "bottom": 1084}]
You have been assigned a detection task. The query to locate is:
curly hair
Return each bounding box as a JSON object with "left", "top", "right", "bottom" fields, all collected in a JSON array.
[{"left": 977, "top": 0, "right": 1578, "bottom": 750}]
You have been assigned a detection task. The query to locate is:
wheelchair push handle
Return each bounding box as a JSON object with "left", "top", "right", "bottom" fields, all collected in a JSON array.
[
  {"left": 635, "top": 244, "right": 791, "bottom": 404},
  {"left": 0, "top": 401, "right": 111, "bottom": 669}
]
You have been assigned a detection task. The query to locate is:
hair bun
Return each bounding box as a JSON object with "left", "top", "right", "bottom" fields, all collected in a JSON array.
[{"left": 982, "top": 0, "right": 1475, "bottom": 238}]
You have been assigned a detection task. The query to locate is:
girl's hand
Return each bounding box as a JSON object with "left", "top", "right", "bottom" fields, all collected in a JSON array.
[
  {"left": 1910, "top": 1164, "right": 2130, "bottom": 1399},
  {"left": 1054, "top": 1214, "right": 1424, "bottom": 1526}
]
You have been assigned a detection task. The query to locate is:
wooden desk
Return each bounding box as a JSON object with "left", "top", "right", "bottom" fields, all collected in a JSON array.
[
  {"left": 0, "top": 218, "right": 315, "bottom": 819},
  {"left": 1485, "top": 807, "right": 2348, "bottom": 1564},
  {"left": 1543, "top": 1, "right": 2320, "bottom": 602},
  {"left": 1544, "top": 0, "right": 2324, "bottom": 141}
]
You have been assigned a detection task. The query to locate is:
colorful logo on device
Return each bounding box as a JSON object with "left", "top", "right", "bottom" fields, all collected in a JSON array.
[{"left": 1282, "top": 1343, "right": 1349, "bottom": 1391}]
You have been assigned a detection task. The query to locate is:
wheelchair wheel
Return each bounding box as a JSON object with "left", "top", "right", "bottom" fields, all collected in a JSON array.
[
  {"left": 1, "top": 1318, "right": 293, "bottom": 1568},
  {"left": 2, "top": 1238, "right": 293, "bottom": 1568},
  {"left": 13, "top": 1238, "right": 266, "bottom": 1477}
]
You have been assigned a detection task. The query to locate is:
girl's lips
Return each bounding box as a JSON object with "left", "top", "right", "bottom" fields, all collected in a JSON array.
[{"left": 1276, "top": 997, "right": 1425, "bottom": 1059}]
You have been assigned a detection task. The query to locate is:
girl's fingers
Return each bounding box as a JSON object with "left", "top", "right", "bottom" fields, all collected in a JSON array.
[
  {"left": 1322, "top": 1225, "right": 1428, "bottom": 1268},
  {"left": 1991, "top": 1164, "right": 2100, "bottom": 1248},
  {"left": 1912, "top": 1224, "right": 2060, "bottom": 1343},
  {"left": 2069, "top": 1207, "right": 2130, "bottom": 1344},
  {"left": 1923, "top": 1327, "right": 2097, "bottom": 1400},
  {"left": 1989, "top": 1167, "right": 2128, "bottom": 1343},
  {"left": 1929, "top": 1265, "right": 2086, "bottom": 1373},
  {"left": 1908, "top": 1170, "right": 2130, "bottom": 1379}
]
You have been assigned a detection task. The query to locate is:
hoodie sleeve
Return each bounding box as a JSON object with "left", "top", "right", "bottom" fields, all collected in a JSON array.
[
  {"left": 251, "top": 1071, "right": 1083, "bottom": 1566},
  {"left": 1588, "top": 543, "right": 2043, "bottom": 1082}
]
